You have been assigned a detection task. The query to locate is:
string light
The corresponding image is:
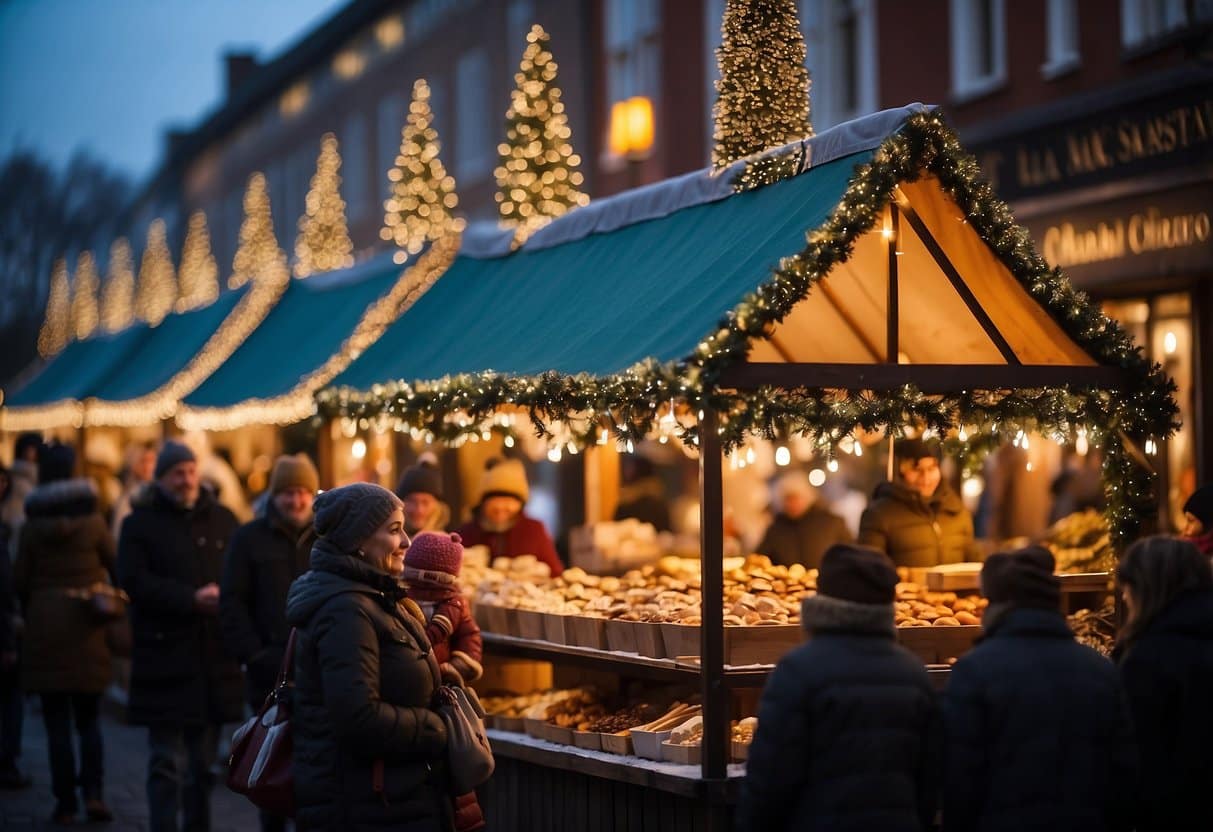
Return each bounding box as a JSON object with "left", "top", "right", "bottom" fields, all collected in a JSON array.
[
  {"left": 295, "top": 133, "right": 354, "bottom": 278},
  {"left": 176, "top": 211, "right": 220, "bottom": 312},
  {"left": 135, "top": 220, "right": 177, "bottom": 326},
  {"left": 230, "top": 172, "right": 288, "bottom": 290},
  {"left": 712, "top": 0, "right": 812, "bottom": 168},
  {"left": 69, "top": 251, "right": 100, "bottom": 340},
  {"left": 494, "top": 24, "right": 589, "bottom": 245},
  {"left": 775, "top": 446, "right": 791, "bottom": 466},
  {"left": 37, "top": 257, "right": 71, "bottom": 357},
  {"left": 100, "top": 238, "right": 135, "bottom": 333},
  {"left": 382, "top": 79, "right": 464, "bottom": 262}
]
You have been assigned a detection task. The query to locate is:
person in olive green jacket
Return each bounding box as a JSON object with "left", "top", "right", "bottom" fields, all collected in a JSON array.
[{"left": 859, "top": 439, "right": 979, "bottom": 569}]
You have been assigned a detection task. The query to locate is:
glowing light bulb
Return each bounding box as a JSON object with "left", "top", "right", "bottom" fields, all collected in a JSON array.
[
  {"left": 1076, "top": 429, "right": 1089, "bottom": 456},
  {"left": 625, "top": 439, "right": 634, "bottom": 454},
  {"left": 853, "top": 442, "right": 863, "bottom": 458},
  {"left": 962, "top": 477, "right": 983, "bottom": 499},
  {"left": 827, "top": 458, "right": 839, "bottom": 473},
  {"left": 775, "top": 446, "right": 791, "bottom": 466},
  {"left": 808, "top": 469, "right": 827, "bottom": 487},
  {"left": 745, "top": 447, "right": 756, "bottom": 465},
  {"left": 504, "top": 435, "right": 515, "bottom": 448},
  {"left": 1164, "top": 331, "right": 1177, "bottom": 355},
  {"left": 958, "top": 427, "right": 968, "bottom": 442},
  {"left": 351, "top": 439, "right": 367, "bottom": 460},
  {"left": 547, "top": 446, "right": 562, "bottom": 462},
  {"left": 597, "top": 428, "right": 609, "bottom": 446}
]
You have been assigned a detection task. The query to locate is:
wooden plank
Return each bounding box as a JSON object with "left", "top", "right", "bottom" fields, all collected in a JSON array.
[
  {"left": 699, "top": 408, "right": 730, "bottom": 780},
  {"left": 716, "top": 362, "right": 1129, "bottom": 392}
]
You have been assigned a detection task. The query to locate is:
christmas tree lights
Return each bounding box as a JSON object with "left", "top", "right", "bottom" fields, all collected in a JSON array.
[
  {"left": 37, "top": 257, "right": 71, "bottom": 357},
  {"left": 230, "top": 172, "right": 288, "bottom": 290},
  {"left": 69, "top": 251, "right": 100, "bottom": 340},
  {"left": 712, "top": 0, "right": 812, "bottom": 168},
  {"left": 495, "top": 24, "right": 588, "bottom": 244},
  {"left": 295, "top": 133, "right": 354, "bottom": 278},
  {"left": 100, "top": 238, "right": 135, "bottom": 333},
  {"left": 177, "top": 211, "right": 220, "bottom": 312},
  {"left": 382, "top": 79, "right": 463, "bottom": 262},
  {"left": 135, "top": 219, "right": 177, "bottom": 326}
]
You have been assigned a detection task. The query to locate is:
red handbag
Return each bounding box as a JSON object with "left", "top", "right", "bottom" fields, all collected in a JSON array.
[{"left": 227, "top": 629, "right": 296, "bottom": 817}]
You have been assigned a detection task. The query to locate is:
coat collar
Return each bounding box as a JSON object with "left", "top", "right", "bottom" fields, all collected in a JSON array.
[
  {"left": 24, "top": 478, "right": 97, "bottom": 518},
  {"left": 873, "top": 480, "right": 964, "bottom": 515},
  {"left": 801, "top": 594, "right": 896, "bottom": 638},
  {"left": 981, "top": 606, "right": 1072, "bottom": 641}
]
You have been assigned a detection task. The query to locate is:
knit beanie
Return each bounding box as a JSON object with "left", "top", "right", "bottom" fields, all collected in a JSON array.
[
  {"left": 479, "top": 457, "right": 529, "bottom": 504},
  {"left": 313, "top": 482, "right": 402, "bottom": 553},
  {"left": 155, "top": 440, "right": 197, "bottom": 480},
  {"left": 269, "top": 453, "right": 319, "bottom": 495},
  {"left": 894, "top": 437, "right": 940, "bottom": 463},
  {"left": 1183, "top": 485, "right": 1213, "bottom": 528},
  {"left": 817, "top": 544, "right": 898, "bottom": 605},
  {"left": 980, "top": 545, "right": 1061, "bottom": 610},
  {"left": 396, "top": 460, "right": 444, "bottom": 500},
  {"left": 405, "top": 531, "right": 464, "bottom": 577},
  {"left": 37, "top": 442, "right": 76, "bottom": 484}
]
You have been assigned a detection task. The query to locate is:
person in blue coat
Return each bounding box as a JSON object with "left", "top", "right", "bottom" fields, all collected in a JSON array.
[
  {"left": 1114, "top": 535, "right": 1213, "bottom": 832},
  {"left": 737, "top": 544, "right": 941, "bottom": 832},
  {"left": 942, "top": 545, "right": 1137, "bottom": 832}
]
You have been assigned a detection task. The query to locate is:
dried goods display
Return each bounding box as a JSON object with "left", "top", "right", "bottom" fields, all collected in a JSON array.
[
  {"left": 1068, "top": 596, "right": 1117, "bottom": 656},
  {"left": 1043, "top": 510, "right": 1114, "bottom": 573}
]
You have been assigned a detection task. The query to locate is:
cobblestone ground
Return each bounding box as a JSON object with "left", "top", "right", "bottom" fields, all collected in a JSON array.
[{"left": 0, "top": 697, "right": 260, "bottom": 831}]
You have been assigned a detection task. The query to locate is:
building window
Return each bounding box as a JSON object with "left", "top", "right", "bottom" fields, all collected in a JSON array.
[
  {"left": 1120, "top": 0, "right": 1187, "bottom": 47},
  {"left": 797, "top": 0, "right": 879, "bottom": 131},
  {"left": 375, "top": 14, "right": 405, "bottom": 51},
  {"left": 507, "top": 0, "right": 535, "bottom": 54},
  {"left": 342, "top": 112, "right": 369, "bottom": 222},
  {"left": 949, "top": 0, "right": 1007, "bottom": 102},
  {"left": 1043, "top": 0, "right": 1080, "bottom": 78},
  {"left": 606, "top": 0, "right": 660, "bottom": 105},
  {"left": 455, "top": 48, "right": 494, "bottom": 182},
  {"left": 377, "top": 92, "right": 407, "bottom": 201}
]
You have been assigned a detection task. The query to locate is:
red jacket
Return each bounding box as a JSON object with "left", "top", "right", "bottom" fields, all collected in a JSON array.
[
  {"left": 403, "top": 570, "right": 484, "bottom": 683},
  {"left": 456, "top": 513, "right": 564, "bottom": 577}
]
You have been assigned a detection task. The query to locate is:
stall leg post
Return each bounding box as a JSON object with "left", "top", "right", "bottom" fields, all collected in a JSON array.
[{"left": 698, "top": 409, "right": 728, "bottom": 786}]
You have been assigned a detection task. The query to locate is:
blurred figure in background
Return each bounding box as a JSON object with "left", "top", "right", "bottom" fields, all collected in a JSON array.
[
  {"left": 756, "top": 470, "right": 851, "bottom": 570},
  {"left": 14, "top": 442, "right": 116, "bottom": 823},
  {"left": 614, "top": 455, "right": 670, "bottom": 532},
  {"left": 395, "top": 453, "right": 450, "bottom": 536},
  {"left": 1, "top": 433, "right": 43, "bottom": 552},
  {"left": 457, "top": 458, "right": 563, "bottom": 577},
  {"left": 112, "top": 442, "right": 157, "bottom": 544},
  {"left": 0, "top": 465, "right": 30, "bottom": 791},
  {"left": 1179, "top": 485, "right": 1213, "bottom": 557}
]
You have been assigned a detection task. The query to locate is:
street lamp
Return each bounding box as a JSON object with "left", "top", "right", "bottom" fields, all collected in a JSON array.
[{"left": 609, "top": 96, "right": 654, "bottom": 189}]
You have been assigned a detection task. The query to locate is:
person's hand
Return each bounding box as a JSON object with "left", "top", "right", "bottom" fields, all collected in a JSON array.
[
  {"left": 440, "top": 662, "right": 465, "bottom": 687},
  {"left": 193, "top": 583, "right": 220, "bottom": 615}
]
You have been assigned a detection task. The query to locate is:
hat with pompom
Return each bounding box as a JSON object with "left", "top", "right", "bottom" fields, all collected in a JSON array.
[{"left": 405, "top": 531, "right": 464, "bottom": 577}]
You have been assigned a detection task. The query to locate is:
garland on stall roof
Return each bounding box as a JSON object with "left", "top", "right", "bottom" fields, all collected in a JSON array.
[{"left": 315, "top": 111, "right": 1177, "bottom": 549}]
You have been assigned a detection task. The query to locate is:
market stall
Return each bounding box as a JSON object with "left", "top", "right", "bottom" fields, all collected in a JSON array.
[{"left": 316, "top": 105, "right": 1175, "bottom": 829}]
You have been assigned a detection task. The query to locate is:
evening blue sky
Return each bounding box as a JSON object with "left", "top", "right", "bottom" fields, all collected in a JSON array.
[{"left": 0, "top": 0, "right": 345, "bottom": 184}]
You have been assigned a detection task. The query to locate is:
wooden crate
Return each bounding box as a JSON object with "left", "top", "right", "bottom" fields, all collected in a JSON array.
[
  {"left": 600, "top": 732, "right": 633, "bottom": 755},
  {"left": 571, "top": 730, "right": 602, "bottom": 751},
  {"left": 542, "top": 613, "right": 569, "bottom": 645},
  {"left": 567, "top": 615, "right": 607, "bottom": 650},
  {"left": 661, "top": 622, "right": 803, "bottom": 666},
  {"left": 633, "top": 622, "right": 665, "bottom": 659},
  {"left": 925, "top": 563, "right": 983, "bottom": 591},
  {"left": 896, "top": 624, "right": 981, "bottom": 663},
  {"left": 514, "top": 609, "right": 546, "bottom": 641},
  {"left": 524, "top": 717, "right": 548, "bottom": 740},
  {"left": 660, "top": 741, "right": 701, "bottom": 765},
  {"left": 604, "top": 619, "right": 638, "bottom": 654},
  {"left": 542, "top": 723, "right": 573, "bottom": 746},
  {"left": 478, "top": 603, "right": 511, "bottom": 635}
]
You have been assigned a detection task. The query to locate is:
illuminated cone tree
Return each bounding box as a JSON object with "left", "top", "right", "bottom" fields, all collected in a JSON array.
[
  {"left": 100, "top": 238, "right": 135, "bottom": 333},
  {"left": 38, "top": 257, "right": 71, "bottom": 357},
  {"left": 495, "top": 24, "right": 588, "bottom": 242},
  {"left": 135, "top": 220, "right": 177, "bottom": 327},
  {"left": 294, "top": 133, "right": 354, "bottom": 278},
  {"left": 712, "top": 0, "right": 812, "bottom": 168},
  {"left": 70, "top": 251, "right": 100, "bottom": 340},
  {"left": 177, "top": 211, "right": 220, "bottom": 311},
  {"left": 230, "top": 173, "right": 287, "bottom": 289},
  {"left": 382, "top": 79, "right": 462, "bottom": 260}
]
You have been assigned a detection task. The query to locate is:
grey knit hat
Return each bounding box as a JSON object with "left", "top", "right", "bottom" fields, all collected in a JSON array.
[
  {"left": 155, "top": 440, "right": 197, "bottom": 479},
  {"left": 314, "top": 482, "right": 403, "bottom": 553}
]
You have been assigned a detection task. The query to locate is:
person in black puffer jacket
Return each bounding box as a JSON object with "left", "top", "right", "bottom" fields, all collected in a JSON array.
[
  {"left": 942, "top": 545, "right": 1137, "bottom": 832},
  {"left": 736, "top": 544, "right": 941, "bottom": 832},
  {"left": 1114, "top": 535, "right": 1213, "bottom": 832},
  {"left": 285, "top": 483, "right": 452, "bottom": 832}
]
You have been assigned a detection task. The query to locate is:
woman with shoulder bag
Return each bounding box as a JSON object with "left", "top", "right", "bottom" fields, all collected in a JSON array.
[
  {"left": 13, "top": 442, "right": 116, "bottom": 824},
  {"left": 285, "top": 483, "right": 456, "bottom": 832}
]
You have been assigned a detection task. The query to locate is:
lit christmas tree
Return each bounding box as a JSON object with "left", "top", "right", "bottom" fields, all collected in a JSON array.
[
  {"left": 495, "top": 24, "right": 588, "bottom": 242},
  {"left": 230, "top": 172, "right": 288, "bottom": 289},
  {"left": 70, "top": 251, "right": 100, "bottom": 340},
  {"left": 38, "top": 257, "right": 71, "bottom": 357},
  {"left": 177, "top": 210, "right": 220, "bottom": 311},
  {"left": 295, "top": 133, "right": 354, "bottom": 278},
  {"left": 100, "top": 238, "right": 135, "bottom": 333},
  {"left": 135, "top": 219, "right": 177, "bottom": 327},
  {"left": 382, "top": 79, "right": 463, "bottom": 261},
  {"left": 712, "top": 0, "right": 812, "bottom": 168}
]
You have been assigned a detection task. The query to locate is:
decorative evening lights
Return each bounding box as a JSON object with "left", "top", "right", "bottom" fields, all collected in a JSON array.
[
  {"left": 294, "top": 133, "right": 354, "bottom": 278},
  {"left": 135, "top": 220, "right": 177, "bottom": 327},
  {"left": 100, "top": 238, "right": 136, "bottom": 333}
]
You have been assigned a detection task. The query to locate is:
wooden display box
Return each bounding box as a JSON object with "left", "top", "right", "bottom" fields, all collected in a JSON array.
[
  {"left": 925, "top": 563, "right": 982, "bottom": 592},
  {"left": 571, "top": 730, "right": 602, "bottom": 751},
  {"left": 494, "top": 715, "right": 525, "bottom": 733},
  {"left": 542, "top": 723, "right": 573, "bottom": 746},
  {"left": 514, "top": 609, "right": 547, "bottom": 641},
  {"left": 661, "top": 741, "right": 701, "bottom": 766},
  {"left": 477, "top": 603, "right": 511, "bottom": 635},
  {"left": 661, "top": 623, "right": 804, "bottom": 666},
  {"left": 543, "top": 613, "right": 569, "bottom": 645},
  {"left": 524, "top": 717, "right": 548, "bottom": 740},
  {"left": 600, "top": 732, "right": 633, "bottom": 756},
  {"left": 629, "top": 727, "right": 674, "bottom": 761},
  {"left": 604, "top": 619, "right": 638, "bottom": 654},
  {"left": 731, "top": 739, "right": 751, "bottom": 762},
  {"left": 567, "top": 615, "right": 607, "bottom": 650},
  {"left": 896, "top": 625, "right": 981, "bottom": 663},
  {"left": 633, "top": 622, "right": 665, "bottom": 659}
]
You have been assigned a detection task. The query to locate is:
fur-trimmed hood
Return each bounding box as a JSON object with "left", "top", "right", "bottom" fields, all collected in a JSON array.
[
  {"left": 801, "top": 593, "right": 896, "bottom": 637},
  {"left": 24, "top": 477, "right": 98, "bottom": 519}
]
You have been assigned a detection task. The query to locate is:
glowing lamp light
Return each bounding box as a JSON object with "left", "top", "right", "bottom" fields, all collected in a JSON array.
[
  {"left": 808, "top": 468, "right": 827, "bottom": 487},
  {"left": 351, "top": 438, "right": 367, "bottom": 460},
  {"left": 609, "top": 96, "right": 654, "bottom": 160},
  {"left": 827, "top": 458, "right": 839, "bottom": 473},
  {"left": 775, "top": 446, "right": 791, "bottom": 466},
  {"left": 962, "top": 477, "right": 984, "bottom": 499},
  {"left": 1164, "top": 331, "right": 1178, "bottom": 355},
  {"left": 547, "top": 446, "right": 563, "bottom": 463},
  {"left": 504, "top": 435, "right": 515, "bottom": 448}
]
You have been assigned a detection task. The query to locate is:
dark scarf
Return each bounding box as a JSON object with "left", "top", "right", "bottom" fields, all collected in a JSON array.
[{"left": 309, "top": 536, "right": 411, "bottom": 605}]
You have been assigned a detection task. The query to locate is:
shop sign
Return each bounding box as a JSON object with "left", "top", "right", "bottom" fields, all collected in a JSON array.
[
  {"left": 1024, "top": 186, "right": 1213, "bottom": 286},
  {"left": 972, "top": 86, "right": 1213, "bottom": 201}
]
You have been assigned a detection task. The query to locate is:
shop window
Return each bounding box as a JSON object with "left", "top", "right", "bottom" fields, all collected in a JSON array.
[
  {"left": 342, "top": 112, "right": 369, "bottom": 222},
  {"left": 1042, "top": 0, "right": 1080, "bottom": 79},
  {"left": 606, "top": 0, "right": 661, "bottom": 114},
  {"left": 1120, "top": 0, "right": 1187, "bottom": 48},
  {"left": 377, "top": 92, "right": 407, "bottom": 201},
  {"left": 949, "top": 0, "right": 1007, "bottom": 102},
  {"left": 798, "top": 0, "right": 879, "bottom": 131},
  {"left": 455, "top": 48, "right": 494, "bottom": 182}
]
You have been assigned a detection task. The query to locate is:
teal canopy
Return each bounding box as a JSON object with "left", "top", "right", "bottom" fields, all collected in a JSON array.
[
  {"left": 183, "top": 252, "right": 407, "bottom": 409},
  {"left": 331, "top": 149, "right": 872, "bottom": 391},
  {"left": 3, "top": 327, "right": 147, "bottom": 409}
]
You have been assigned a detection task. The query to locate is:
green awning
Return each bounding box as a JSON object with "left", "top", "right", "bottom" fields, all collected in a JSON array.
[
  {"left": 183, "top": 252, "right": 406, "bottom": 410},
  {"left": 331, "top": 148, "right": 872, "bottom": 391},
  {"left": 3, "top": 326, "right": 147, "bottom": 409}
]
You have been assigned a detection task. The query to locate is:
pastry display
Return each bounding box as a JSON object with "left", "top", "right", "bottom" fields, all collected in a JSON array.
[
  {"left": 1068, "top": 596, "right": 1116, "bottom": 656},
  {"left": 1043, "top": 510, "right": 1113, "bottom": 573}
]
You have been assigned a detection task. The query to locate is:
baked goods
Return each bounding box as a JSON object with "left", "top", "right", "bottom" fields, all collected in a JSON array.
[
  {"left": 1044, "top": 510, "right": 1113, "bottom": 573},
  {"left": 1068, "top": 596, "right": 1116, "bottom": 656}
]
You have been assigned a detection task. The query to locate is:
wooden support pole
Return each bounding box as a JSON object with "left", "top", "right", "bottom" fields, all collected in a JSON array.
[{"left": 698, "top": 409, "right": 728, "bottom": 782}]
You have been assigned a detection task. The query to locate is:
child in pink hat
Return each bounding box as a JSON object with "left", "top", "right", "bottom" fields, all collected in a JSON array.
[{"left": 403, "top": 532, "right": 483, "bottom": 685}]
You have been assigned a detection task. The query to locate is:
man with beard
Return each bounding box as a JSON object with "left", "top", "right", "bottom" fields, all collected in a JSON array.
[
  {"left": 220, "top": 454, "right": 317, "bottom": 832},
  {"left": 118, "top": 441, "right": 242, "bottom": 832}
]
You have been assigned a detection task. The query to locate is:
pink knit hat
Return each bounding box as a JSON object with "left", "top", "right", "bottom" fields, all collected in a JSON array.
[{"left": 405, "top": 531, "right": 464, "bottom": 577}]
